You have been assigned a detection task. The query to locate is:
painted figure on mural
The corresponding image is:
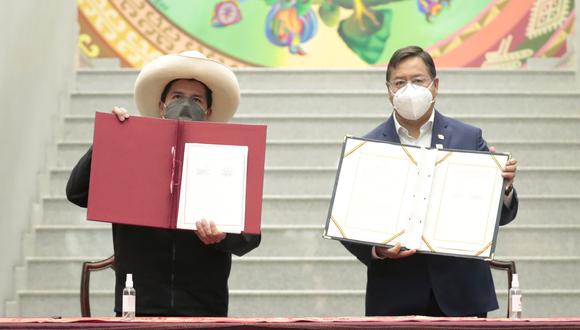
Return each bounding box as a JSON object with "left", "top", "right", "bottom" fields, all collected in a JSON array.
[
  {"left": 417, "top": 0, "right": 451, "bottom": 22},
  {"left": 262, "top": 0, "right": 402, "bottom": 60},
  {"left": 212, "top": 0, "right": 244, "bottom": 27},
  {"left": 265, "top": 0, "right": 318, "bottom": 55}
]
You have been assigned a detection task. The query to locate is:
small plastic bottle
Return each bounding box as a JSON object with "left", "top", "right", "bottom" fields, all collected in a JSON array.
[
  {"left": 508, "top": 273, "right": 522, "bottom": 319},
  {"left": 122, "top": 273, "right": 136, "bottom": 319}
]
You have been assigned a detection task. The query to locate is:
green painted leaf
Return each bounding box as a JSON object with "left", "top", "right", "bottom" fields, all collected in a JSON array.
[
  {"left": 319, "top": 2, "right": 340, "bottom": 27},
  {"left": 338, "top": 8, "right": 392, "bottom": 64},
  {"left": 295, "top": 0, "right": 313, "bottom": 16}
]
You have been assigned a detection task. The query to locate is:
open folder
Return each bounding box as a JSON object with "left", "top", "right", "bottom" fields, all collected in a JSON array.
[
  {"left": 87, "top": 112, "right": 267, "bottom": 234},
  {"left": 324, "top": 136, "right": 509, "bottom": 259}
]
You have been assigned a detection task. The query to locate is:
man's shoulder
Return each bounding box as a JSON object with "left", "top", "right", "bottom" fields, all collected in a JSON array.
[
  {"left": 437, "top": 111, "right": 482, "bottom": 135},
  {"left": 361, "top": 111, "right": 483, "bottom": 142},
  {"left": 436, "top": 111, "right": 486, "bottom": 150},
  {"left": 364, "top": 121, "right": 388, "bottom": 139}
]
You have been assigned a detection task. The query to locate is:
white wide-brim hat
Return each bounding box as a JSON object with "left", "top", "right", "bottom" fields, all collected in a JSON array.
[{"left": 134, "top": 51, "right": 240, "bottom": 122}]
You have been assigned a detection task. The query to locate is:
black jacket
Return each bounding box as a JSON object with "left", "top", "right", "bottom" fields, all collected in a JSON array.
[{"left": 66, "top": 147, "right": 261, "bottom": 316}]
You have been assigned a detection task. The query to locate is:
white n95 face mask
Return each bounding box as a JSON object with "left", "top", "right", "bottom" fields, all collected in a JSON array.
[{"left": 392, "top": 82, "right": 435, "bottom": 121}]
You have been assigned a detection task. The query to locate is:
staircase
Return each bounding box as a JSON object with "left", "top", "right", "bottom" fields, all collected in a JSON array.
[{"left": 5, "top": 68, "right": 580, "bottom": 317}]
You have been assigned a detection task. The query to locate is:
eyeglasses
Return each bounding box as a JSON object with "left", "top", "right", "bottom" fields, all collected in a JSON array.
[{"left": 387, "top": 76, "right": 433, "bottom": 93}]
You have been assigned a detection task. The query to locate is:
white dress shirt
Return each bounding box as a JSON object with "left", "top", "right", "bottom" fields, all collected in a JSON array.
[{"left": 393, "top": 110, "right": 435, "bottom": 148}]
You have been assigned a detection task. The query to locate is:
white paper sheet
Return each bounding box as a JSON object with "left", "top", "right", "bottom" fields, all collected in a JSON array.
[
  {"left": 422, "top": 152, "right": 505, "bottom": 256},
  {"left": 328, "top": 139, "right": 418, "bottom": 245},
  {"left": 176, "top": 143, "right": 248, "bottom": 233}
]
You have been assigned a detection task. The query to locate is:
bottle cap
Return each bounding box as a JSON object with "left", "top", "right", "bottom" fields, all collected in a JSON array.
[
  {"left": 511, "top": 273, "right": 519, "bottom": 287},
  {"left": 126, "top": 273, "right": 133, "bottom": 287}
]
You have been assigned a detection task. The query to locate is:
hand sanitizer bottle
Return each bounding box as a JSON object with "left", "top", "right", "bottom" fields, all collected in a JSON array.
[
  {"left": 122, "top": 273, "right": 136, "bottom": 319},
  {"left": 508, "top": 273, "right": 522, "bottom": 319}
]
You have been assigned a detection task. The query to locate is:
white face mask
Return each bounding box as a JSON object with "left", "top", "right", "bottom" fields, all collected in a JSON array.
[{"left": 392, "top": 81, "right": 435, "bottom": 121}]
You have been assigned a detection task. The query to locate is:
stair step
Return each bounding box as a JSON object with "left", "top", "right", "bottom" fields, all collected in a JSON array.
[
  {"left": 31, "top": 225, "right": 580, "bottom": 257},
  {"left": 14, "top": 289, "right": 580, "bottom": 317},
  {"left": 69, "top": 91, "right": 580, "bottom": 117},
  {"left": 62, "top": 114, "right": 580, "bottom": 141},
  {"left": 44, "top": 195, "right": 332, "bottom": 226},
  {"left": 49, "top": 166, "right": 580, "bottom": 196},
  {"left": 75, "top": 68, "right": 576, "bottom": 93},
  {"left": 24, "top": 256, "right": 580, "bottom": 291},
  {"left": 41, "top": 195, "right": 580, "bottom": 226},
  {"left": 55, "top": 140, "right": 580, "bottom": 168}
]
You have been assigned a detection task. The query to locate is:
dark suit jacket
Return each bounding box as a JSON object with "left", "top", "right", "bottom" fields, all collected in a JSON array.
[{"left": 342, "top": 110, "right": 518, "bottom": 316}]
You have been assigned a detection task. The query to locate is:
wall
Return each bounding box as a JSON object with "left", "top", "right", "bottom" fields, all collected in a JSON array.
[
  {"left": 0, "top": 0, "right": 578, "bottom": 318},
  {"left": 0, "top": 0, "right": 77, "bottom": 316}
]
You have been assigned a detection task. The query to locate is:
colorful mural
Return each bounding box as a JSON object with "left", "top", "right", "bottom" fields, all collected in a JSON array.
[{"left": 77, "top": 0, "right": 576, "bottom": 68}]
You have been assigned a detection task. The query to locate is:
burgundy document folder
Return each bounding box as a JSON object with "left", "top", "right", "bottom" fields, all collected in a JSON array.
[{"left": 87, "top": 112, "right": 266, "bottom": 234}]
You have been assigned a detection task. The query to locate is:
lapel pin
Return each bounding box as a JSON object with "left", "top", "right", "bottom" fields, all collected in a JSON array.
[{"left": 437, "top": 134, "right": 445, "bottom": 140}]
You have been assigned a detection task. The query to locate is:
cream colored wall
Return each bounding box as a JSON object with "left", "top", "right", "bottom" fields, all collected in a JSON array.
[{"left": 0, "top": 0, "right": 77, "bottom": 316}]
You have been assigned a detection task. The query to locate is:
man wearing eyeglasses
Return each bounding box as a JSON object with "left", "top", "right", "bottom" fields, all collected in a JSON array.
[{"left": 341, "top": 45, "right": 519, "bottom": 317}]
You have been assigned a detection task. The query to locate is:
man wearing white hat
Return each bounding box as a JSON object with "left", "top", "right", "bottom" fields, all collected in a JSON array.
[{"left": 67, "top": 52, "right": 260, "bottom": 316}]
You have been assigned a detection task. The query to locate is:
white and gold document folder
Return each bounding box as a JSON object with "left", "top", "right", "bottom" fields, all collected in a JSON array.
[{"left": 324, "top": 136, "right": 510, "bottom": 259}]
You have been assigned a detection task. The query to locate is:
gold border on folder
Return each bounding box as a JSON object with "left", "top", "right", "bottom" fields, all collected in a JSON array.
[
  {"left": 435, "top": 152, "right": 452, "bottom": 166},
  {"left": 383, "top": 230, "right": 405, "bottom": 244},
  {"left": 474, "top": 242, "right": 493, "bottom": 256},
  {"left": 400, "top": 145, "right": 418, "bottom": 166},
  {"left": 422, "top": 236, "right": 435, "bottom": 252},
  {"left": 490, "top": 154, "right": 504, "bottom": 171},
  {"left": 344, "top": 141, "right": 366, "bottom": 158},
  {"left": 331, "top": 216, "right": 347, "bottom": 238}
]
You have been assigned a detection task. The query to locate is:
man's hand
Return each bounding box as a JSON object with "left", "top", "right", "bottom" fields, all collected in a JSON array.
[
  {"left": 195, "top": 219, "right": 226, "bottom": 245},
  {"left": 112, "top": 106, "right": 130, "bottom": 122},
  {"left": 375, "top": 243, "right": 416, "bottom": 259},
  {"left": 489, "top": 146, "right": 517, "bottom": 190}
]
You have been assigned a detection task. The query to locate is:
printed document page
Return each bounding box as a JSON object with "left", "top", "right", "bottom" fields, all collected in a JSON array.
[
  {"left": 421, "top": 151, "right": 506, "bottom": 257},
  {"left": 177, "top": 143, "right": 248, "bottom": 233},
  {"left": 327, "top": 139, "right": 419, "bottom": 245}
]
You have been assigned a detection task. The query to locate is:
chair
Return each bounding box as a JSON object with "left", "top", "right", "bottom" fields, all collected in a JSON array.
[
  {"left": 487, "top": 259, "right": 517, "bottom": 317},
  {"left": 80, "top": 255, "right": 115, "bottom": 317}
]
